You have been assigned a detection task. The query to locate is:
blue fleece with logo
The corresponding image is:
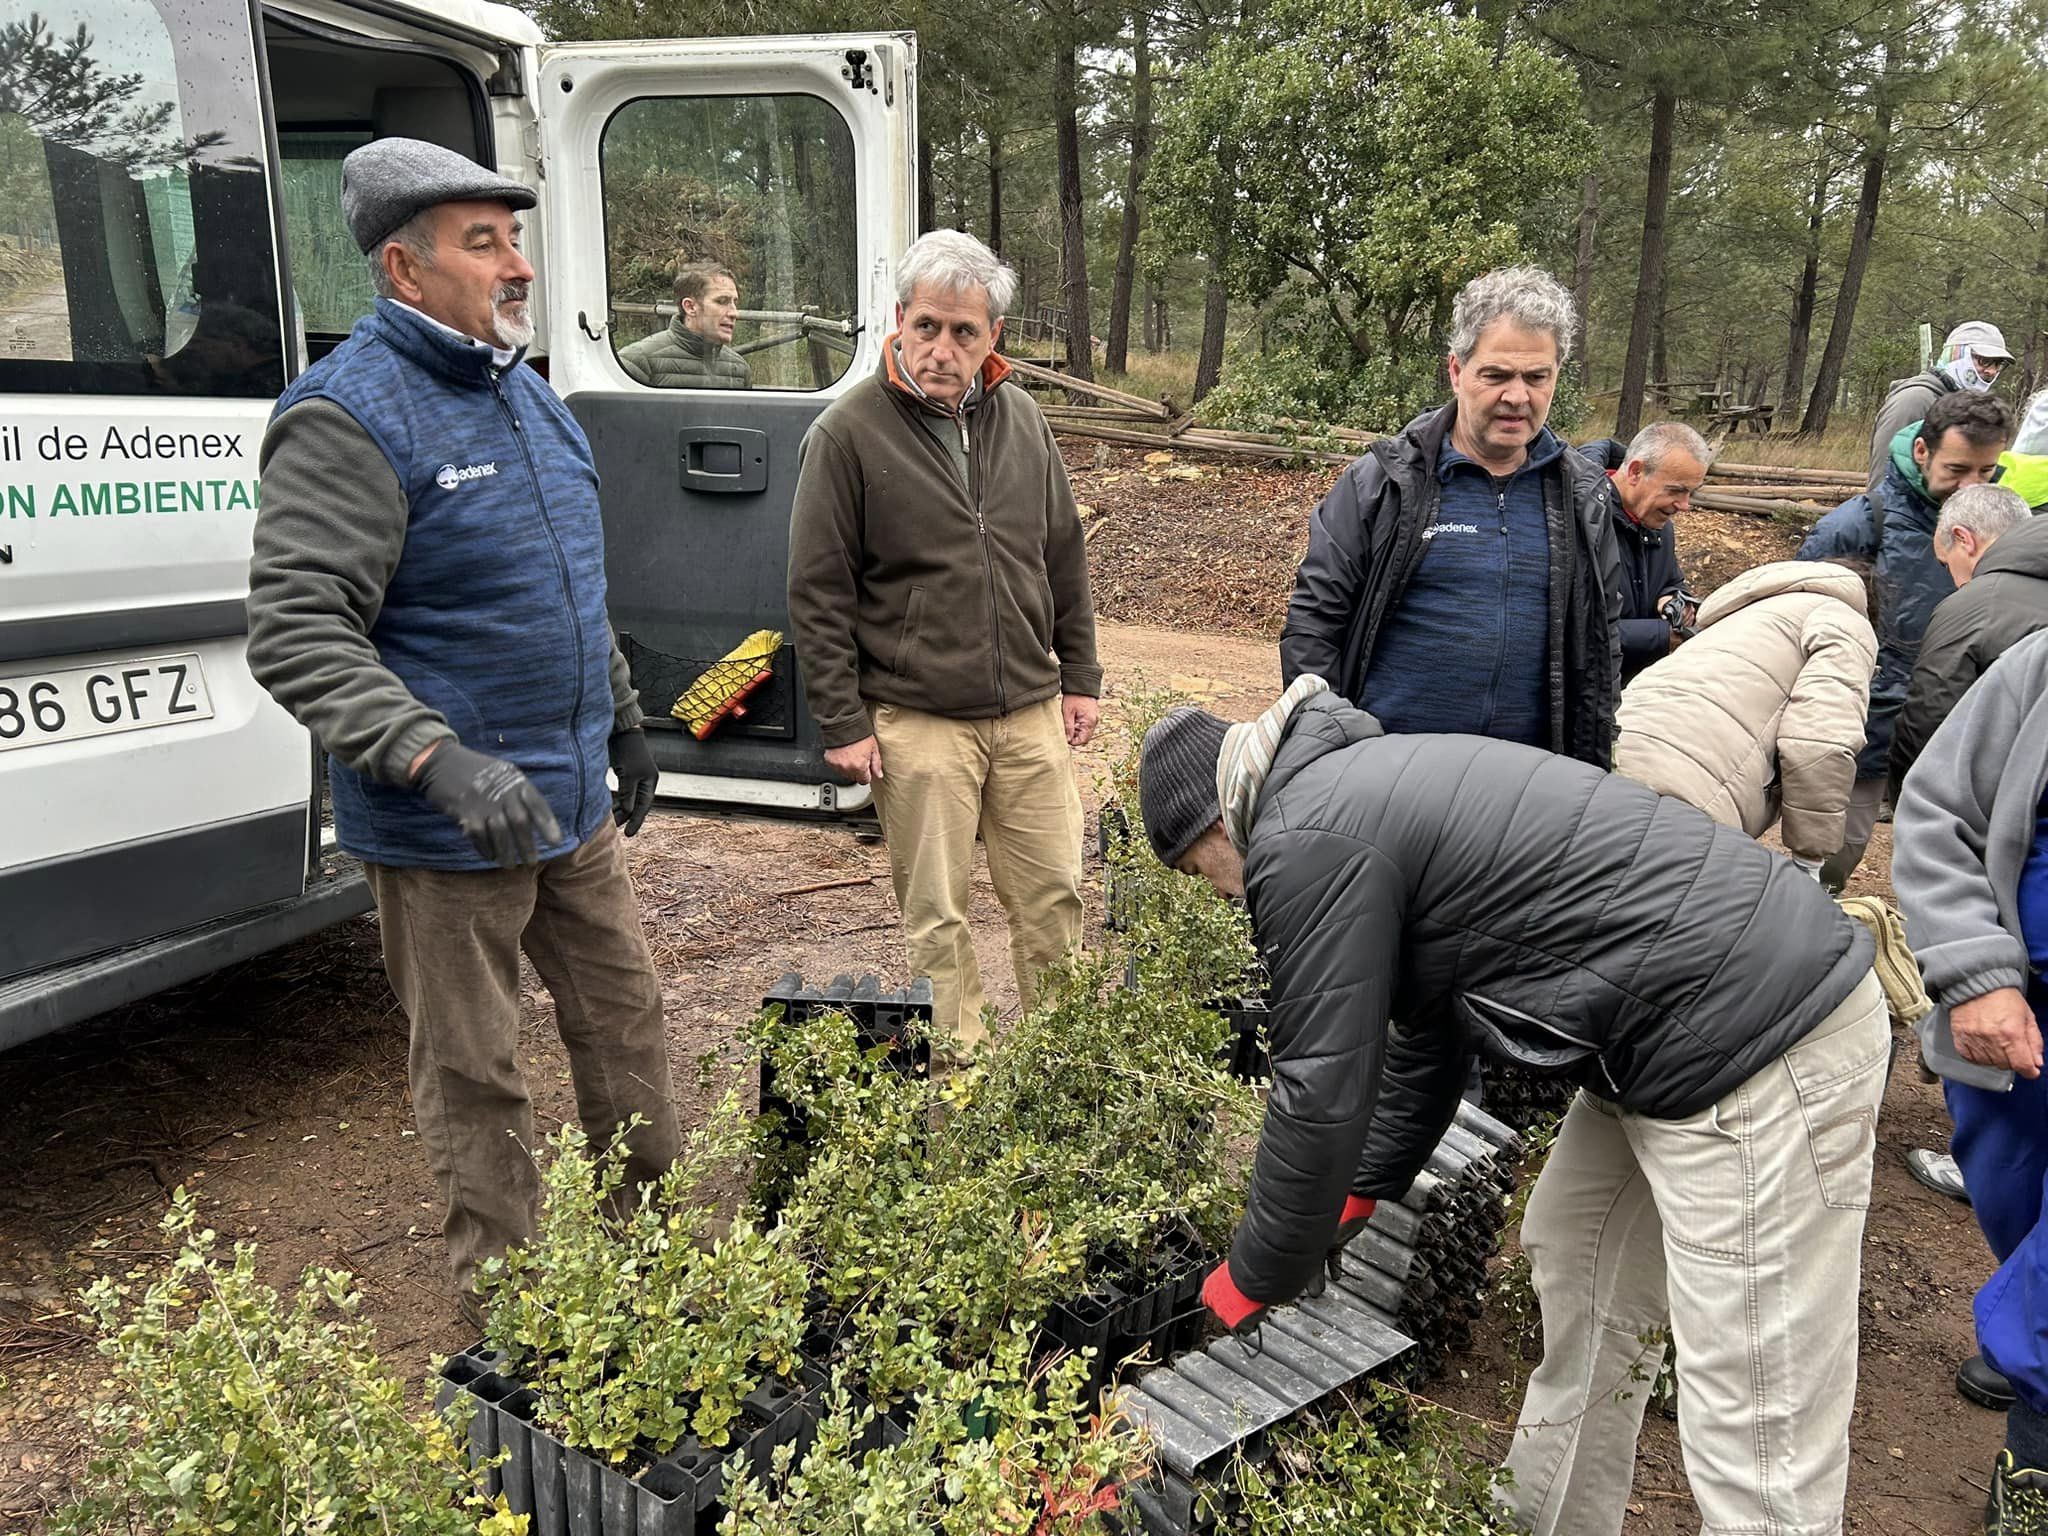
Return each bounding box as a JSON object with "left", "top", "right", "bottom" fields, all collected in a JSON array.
[
  {"left": 271, "top": 299, "right": 616, "bottom": 870},
  {"left": 1356, "top": 429, "right": 1558, "bottom": 746}
]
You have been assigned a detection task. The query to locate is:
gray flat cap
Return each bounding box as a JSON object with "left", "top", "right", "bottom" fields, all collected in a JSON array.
[{"left": 342, "top": 137, "right": 536, "bottom": 253}]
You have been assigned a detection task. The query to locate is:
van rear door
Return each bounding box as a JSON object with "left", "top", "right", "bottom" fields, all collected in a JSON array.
[{"left": 532, "top": 35, "right": 916, "bottom": 816}]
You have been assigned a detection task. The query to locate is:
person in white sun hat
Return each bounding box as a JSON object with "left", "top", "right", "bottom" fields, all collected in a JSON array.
[{"left": 1868, "top": 320, "right": 2014, "bottom": 493}]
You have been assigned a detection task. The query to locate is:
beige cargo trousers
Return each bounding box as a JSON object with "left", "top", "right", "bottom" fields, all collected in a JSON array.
[
  {"left": 866, "top": 695, "right": 1085, "bottom": 1051},
  {"left": 1500, "top": 969, "right": 1889, "bottom": 1536}
]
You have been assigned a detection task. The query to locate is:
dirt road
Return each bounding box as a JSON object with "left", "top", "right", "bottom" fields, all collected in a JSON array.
[{"left": 0, "top": 620, "right": 1989, "bottom": 1534}]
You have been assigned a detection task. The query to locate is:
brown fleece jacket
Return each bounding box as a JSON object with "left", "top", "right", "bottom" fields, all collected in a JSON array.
[{"left": 787, "top": 343, "right": 1102, "bottom": 747}]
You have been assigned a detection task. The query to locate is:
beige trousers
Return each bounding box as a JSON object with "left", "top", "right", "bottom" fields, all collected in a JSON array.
[
  {"left": 366, "top": 816, "right": 681, "bottom": 1295},
  {"left": 1499, "top": 970, "right": 1888, "bottom": 1536},
  {"left": 866, "top": 695, "right": 1085, "bottom": 1050}
]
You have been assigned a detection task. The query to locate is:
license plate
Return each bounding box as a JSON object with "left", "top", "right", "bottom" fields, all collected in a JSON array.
[{"left": 0, "top": 653, "right": 214, "bottom": 752}]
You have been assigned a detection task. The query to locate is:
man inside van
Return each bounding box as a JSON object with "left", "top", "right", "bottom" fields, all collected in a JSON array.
[
  {"left": 245, "top": 138, "right": 680, "bottom": 1325},
  {"left": 617, "top": 260, "right": 752, "bottom": 388}
]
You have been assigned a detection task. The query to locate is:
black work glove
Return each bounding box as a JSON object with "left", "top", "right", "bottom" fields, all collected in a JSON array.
[
  {"left": 609, "top": 727, "right": 658, "bottom": 837},
  {"left": 411, "top": 741, "right": 562, "bottom": 868}
]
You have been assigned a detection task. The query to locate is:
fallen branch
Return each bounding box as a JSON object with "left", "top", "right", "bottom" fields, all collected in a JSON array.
[
  {"left": 1050, "top": 418, "right": 1355, "bottom": 464},
  {"left": 1040, "top": 405, "right": 1183, "bottom": 424},
  {"left": 772, "top": 874, "right": 881, "bottom": 898},
  {"left": 1692, "top": 489, "right": 1824, "bottom": 518},
  {"left": 1708, "top": 461, "right": 1865, "bottom": 487},
  {"left": 1005, "top": 356, "right": 1173, "bottom": 418}
]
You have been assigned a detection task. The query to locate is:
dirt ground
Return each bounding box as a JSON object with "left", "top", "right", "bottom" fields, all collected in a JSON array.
[
  {"left": 1068, "top": 442, "right": 1811, "bottom": 639},
  {"left": 0, "top": 462, "right": 1992, "bottom": 1534}
]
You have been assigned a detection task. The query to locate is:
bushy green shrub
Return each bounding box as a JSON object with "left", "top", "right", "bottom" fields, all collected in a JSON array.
[
  {"left": 717, "top": 1330, "right": 1147, "bottom": 1536},
  {"left": 1216, "top": 1384, "right": 1512, "bottom": 1534},
  {"left": 57, "top": 1190, "right": 522, "bottom": 1536},
  {"left": 481, "top": 1092, "right": 807, "bottom": 1456}
]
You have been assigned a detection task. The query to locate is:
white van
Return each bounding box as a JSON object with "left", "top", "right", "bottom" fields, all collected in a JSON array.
[{"left": 0, "top": 0, "right": 916, "bottom": 1048}]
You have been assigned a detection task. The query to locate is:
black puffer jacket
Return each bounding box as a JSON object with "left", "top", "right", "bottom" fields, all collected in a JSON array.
[
  {"left": 1280, "top": 405, "right": 1624, "bottom": 767},
  {"left": 1582, "top": 436, "right": 1686, "bottom": 682},
  {"left": 1229, "top": 693, "right": 1875, "bottom": 1305},
  {"left": 1888, "top": 513, "right": 2048, "bottom": 802}
]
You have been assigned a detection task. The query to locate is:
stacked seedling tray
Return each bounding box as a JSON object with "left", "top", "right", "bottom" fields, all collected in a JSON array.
[
  {"left": 1480, "top": 1062, "right": 1579, "bottom": 1133},
  {"left": 1110, "top": 1100, "right": 1526, "bottom": 1534},
  {"left": 437, "top": 1347, "right": 828, "bottom": 1536},
  {"left": 1040, "top": 1225, "right": 1215, "bottom": 1403}
]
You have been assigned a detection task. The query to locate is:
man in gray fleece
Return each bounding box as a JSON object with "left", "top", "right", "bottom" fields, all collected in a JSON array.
[{"left": 1894, "top": 628, "right": 2048, "bottom": 1530}]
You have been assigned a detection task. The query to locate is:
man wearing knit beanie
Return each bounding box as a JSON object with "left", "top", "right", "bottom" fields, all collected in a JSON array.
[{"left": 1139, "top": 681, "right": 1885, "bottom": 1536}]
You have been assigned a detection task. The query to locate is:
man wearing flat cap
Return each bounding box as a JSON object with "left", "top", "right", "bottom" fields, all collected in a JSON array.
[
  {"left": 1139, "top": 678, "right": 1885, "bottom": 1536},
  {"left": 246, "top": 137, "right": 679, "bottom": 1322}
]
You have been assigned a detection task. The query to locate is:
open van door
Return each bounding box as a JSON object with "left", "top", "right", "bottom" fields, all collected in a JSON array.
[{"left": 533, "top": 35, "right": 917, "bottom": 817}]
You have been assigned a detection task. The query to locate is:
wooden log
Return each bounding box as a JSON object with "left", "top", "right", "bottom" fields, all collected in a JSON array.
[
  {"left": 1040, "top": 404, "right": 1177, "bottom": 423},
  {"left": 1698, "top": 482, "right": 1855, "bottom": 499},
  {"left": 1707, "top": 461, "right": 1865, "bottom": 486},
  {"left": 1049, "top": 417, "right": 1354, "bottom": 464},
  {"left": 1221, "top": 415, "right": 1383, "bottom": 447},
  {"left": 1005, "top": 355, "right": 1173, "bottom": 418},
  {"left": 1692, "top": 490, "right": 1825, "bottom": 518}
]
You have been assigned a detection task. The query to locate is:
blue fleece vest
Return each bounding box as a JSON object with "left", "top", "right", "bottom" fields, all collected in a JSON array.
[
  {"left": 1357, "top": 430, "right": 1557, "bottom": 746},
  {"left": 273, "top": 299, "right": 615, "bottom": 870}
]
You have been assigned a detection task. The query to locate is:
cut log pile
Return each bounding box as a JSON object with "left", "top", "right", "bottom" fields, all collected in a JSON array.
[{"left": 1011, "top": 360, "right": 1858, "bottom": 519}]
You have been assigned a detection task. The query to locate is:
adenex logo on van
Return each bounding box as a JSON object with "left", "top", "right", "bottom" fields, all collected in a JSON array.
[{"left": 435, "top": 461, "right": 499, "bottom": 491}]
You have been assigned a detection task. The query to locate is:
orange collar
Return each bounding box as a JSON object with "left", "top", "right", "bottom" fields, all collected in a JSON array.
[{"left": 881, "top": 330, "right": 1013, "bottom": 411}]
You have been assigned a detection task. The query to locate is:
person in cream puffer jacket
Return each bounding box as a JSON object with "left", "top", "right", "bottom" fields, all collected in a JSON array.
[{"left": 1613, "top": 559, "right": 1878, "bottom": 872}]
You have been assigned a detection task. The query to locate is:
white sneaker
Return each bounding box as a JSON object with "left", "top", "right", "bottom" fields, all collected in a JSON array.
[{"left": 1906, "top": 1148, "right": 1970, "bottom": 1203}]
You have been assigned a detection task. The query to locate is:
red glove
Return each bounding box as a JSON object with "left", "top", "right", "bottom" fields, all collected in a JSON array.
[
  {"left": 1201, "top": 1262, "right": 1268, "bottom": 1332},
  {"left": 1334, "top": 1195, "right": 1377, "bottom": 1244}
]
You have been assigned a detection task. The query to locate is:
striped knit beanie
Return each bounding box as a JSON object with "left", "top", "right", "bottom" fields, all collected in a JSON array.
[{"left": 1139, "top": 708, "right": 1229, "bottom": 866}]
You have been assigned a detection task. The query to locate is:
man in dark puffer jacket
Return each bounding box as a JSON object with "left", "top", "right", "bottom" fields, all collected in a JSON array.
[{"left": 1140, "top": 679, "right": 1885, "bottom": 1536}]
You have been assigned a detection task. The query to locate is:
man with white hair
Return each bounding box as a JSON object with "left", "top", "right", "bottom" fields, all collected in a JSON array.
[
  {"left": 1581, "top": 421, "right": 1709, "bottom": 681},
  {"left": 1281, "top": 266, "right": 1623, "bottom": 766},
  {"left": 1868, "top": 320, "right": 2013, "bottom": 493},
  {"left": 787, "top": 230, "right": 1101, "bottom": 1056}
]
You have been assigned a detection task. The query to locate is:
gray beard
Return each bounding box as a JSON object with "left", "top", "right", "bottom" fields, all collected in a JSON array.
[{"left": 492, "top": 303, "right": 535, "bottom": 350}]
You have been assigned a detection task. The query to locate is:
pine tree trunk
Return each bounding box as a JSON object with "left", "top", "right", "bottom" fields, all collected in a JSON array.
[
  {"left": 2022, "top": 208, "right": 2048, "bottom": 400},
  {"left": 917, "top": 133, "right": 934, "bottom": 235},
  {"left": 1143, "top": 275, "right": 1159, "bottom": 351},
  {"left": 1782, "top": 150, "right": 1829, "bottom": 410},
  {"left": 1616, "top": 89, "right": 1677, "bottom": 441},
  {"left": 1651, "top": 304, "right": 1669, "bottom": 406},
  {"left": 1194, "top": 265, "right": 1227, "bottom": 401},
  {"left": 951, "top": 128, "right": 968, "bottom": 231},
  {"left": 1572, "top": 172, "right": 1599, "bottom": 391},
  {"left": 1104, "top": 8, "right": 1151, "bottom": 376},
  {"left": 1803, "top": 84, "right": 1893, "bottom": 435},
  {"left": 986, "top": 122, "right": 1004, "bottom": 256},
  {"left": 1054, "top": 42, "right": 1096, "bottom": 382}
]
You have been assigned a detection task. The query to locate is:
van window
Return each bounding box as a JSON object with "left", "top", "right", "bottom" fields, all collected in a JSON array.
[
  {"left": 0, "top": 0, "right": 284, "bottom": 397},
  {"left": 278, "top": 129, "right": 375, "bottom": 339},
  {"left": 601, "top": 94, "right": 859, "bottom": 392}
]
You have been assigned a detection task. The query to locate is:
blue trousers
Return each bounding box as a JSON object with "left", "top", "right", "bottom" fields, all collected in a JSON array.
[{"left": 1949, "top": 1064, "right": 2048, "bottom": 1414}]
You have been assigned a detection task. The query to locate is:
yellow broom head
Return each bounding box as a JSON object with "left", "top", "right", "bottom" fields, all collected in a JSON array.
[{"left": 672, "top": 630, "right": 783, "bottom": 739}]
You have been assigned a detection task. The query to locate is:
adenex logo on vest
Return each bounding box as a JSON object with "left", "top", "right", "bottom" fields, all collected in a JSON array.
[{"left": 435, "top": 461, "right": 500, "bottom": 492}]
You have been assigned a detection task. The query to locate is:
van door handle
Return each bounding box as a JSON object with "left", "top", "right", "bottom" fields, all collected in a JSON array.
[{"left": 678, "top": 428, "right": 768, "bottom": 494}]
